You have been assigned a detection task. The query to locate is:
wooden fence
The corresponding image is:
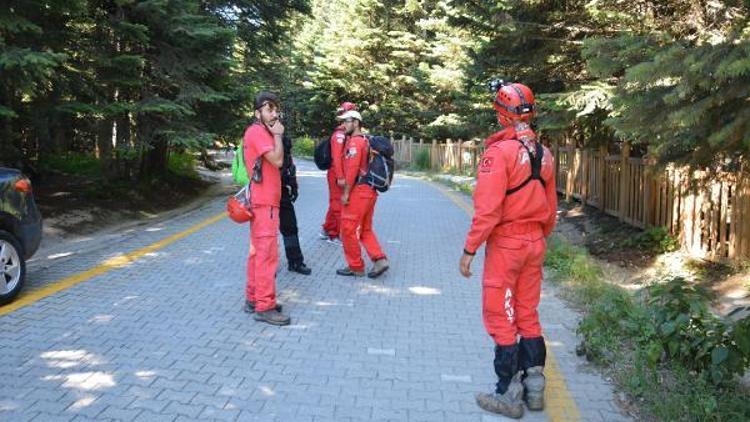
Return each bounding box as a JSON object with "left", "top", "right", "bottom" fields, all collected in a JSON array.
[{"left": 391, "top": 136, "right": 750, "bottom": 261}]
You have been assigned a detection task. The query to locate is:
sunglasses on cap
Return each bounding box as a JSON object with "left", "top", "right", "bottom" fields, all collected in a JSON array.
[{"left": 255, "top": 100, "right": 280, "bottom": 111}]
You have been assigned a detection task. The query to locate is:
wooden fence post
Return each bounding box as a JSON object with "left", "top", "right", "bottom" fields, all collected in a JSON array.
[
  {"left": 619, "top": 142, "right": 631, "bottom": 222},
  {"left": 457, "top": 139, "right": 464, "bottom": 174},
  {"left": 598, "top": 145, "right": 607, "bottom": 211},
  {"left": 431, "top": 139, "right": 438, "bottom": 170},
  {"left": 565, "top": 140, "right": 576, "bottom": 201},
  {"left": 581, "top": 148, "right": 589, "bottom": 205}
]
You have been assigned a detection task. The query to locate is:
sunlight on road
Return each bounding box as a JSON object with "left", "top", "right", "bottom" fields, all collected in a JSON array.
[{"left": 408, "top": 286, "right": 442, "bottom": 296}]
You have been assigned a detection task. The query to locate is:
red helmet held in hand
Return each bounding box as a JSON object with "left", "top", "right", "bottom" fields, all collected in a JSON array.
[
  {"left": 227, "top": 195, "right": 253, "bottom": 223},
  {"left": 493, "top": 83, "right": 535, "bottom": 127}
]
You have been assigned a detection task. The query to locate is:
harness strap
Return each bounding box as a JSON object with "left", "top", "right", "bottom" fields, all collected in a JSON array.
[{"left": 505, "top": 141, "right": 546, "bottom": 196}]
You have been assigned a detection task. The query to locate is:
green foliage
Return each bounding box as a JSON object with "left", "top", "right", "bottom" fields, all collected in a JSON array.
[
  {"left": 545, "top": 236, "right": 603, "bottom": 289},
  {"left": 644, "top": 277, "right": 750, "bottom": 384},
  {"left": 547, "top": 236, "right": 750, "bottom": 419},
  {"left": 292, "top": 136, "right": 315, "bottom": 158},
  {"left": 167, "top": 152, "right": 199, "bottom": 179},
  {"left": 413, "top": 148, "right": 431, "bottom": 171},
  {"left": 622, "top": 226, "right": 679, "bottom": 254},
  {"left": 0, "top": 0, "right": 308, "bottom": 176},
  {"left": 285, "top": 0, "right": 476, "bottom": 139},
  {"left": 40, "top": 153, "right": 102, "bottom": 178}
]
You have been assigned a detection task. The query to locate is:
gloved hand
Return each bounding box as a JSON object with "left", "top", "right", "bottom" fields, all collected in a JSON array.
[{"left": 287, "top": 184, "right": 299, "bottom": 202}]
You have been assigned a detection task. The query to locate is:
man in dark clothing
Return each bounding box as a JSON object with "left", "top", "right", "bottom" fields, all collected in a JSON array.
[{"left": 280, "top": 134, "right": 312, "bottom": 275}]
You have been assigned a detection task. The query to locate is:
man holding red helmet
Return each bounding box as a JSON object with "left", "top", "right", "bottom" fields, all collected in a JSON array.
[
  {"left": 319, "top": 102, "right": 358, "bottom": 244},
  {"left": 242, "top": 92, "right": 291, "bottom": 326},
  {"left": 459, "top": 81, "right": 557, "bottom": 418}
]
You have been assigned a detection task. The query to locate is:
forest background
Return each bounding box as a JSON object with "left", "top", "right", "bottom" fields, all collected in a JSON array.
[{"left": 2, "top": 0, "right": 749, "bottom": 182}]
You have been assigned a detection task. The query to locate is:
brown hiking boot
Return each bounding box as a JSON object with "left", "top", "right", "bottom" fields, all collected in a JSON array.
[
  {"left": 253, "top": 309, "right": 291, "bottom": 326},
  {"left": 523, "top": 366, "right": 545, "bottom": 411},
  {"left": 243, "top": 300, "right": 282, "bottom": 314},
  {"left": 367, "top": 258, "right": 389, "bottom": 279},
  {"left": 336, "top": 267, "right": 365, "bottom": 277},
  {"left": 476, "top": 373, "right": 524, "bottom": 419}
]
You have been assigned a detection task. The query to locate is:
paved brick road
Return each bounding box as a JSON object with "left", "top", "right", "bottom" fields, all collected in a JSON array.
[{"left": 0, "top": 160, "right": 630, "bottom": 421}]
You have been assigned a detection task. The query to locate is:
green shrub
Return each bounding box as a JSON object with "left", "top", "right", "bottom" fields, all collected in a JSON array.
[
  {"left": 414, "top": 148, "right": 431, "bottom": 170},
  {"left": 547, "top": 236, "right": 750, "bottom": 420},
  {"left": 292, "top": 136, "right": 315, "bottom": 157},
  {"left": 645, "top": 277, "right": 750, "bottom": 384},
  {"left": 167, "top": 152, "right": 199, "bottom": 179},
  {"left": 623, "top": 226, "right": 679, "bottom": 254},
  {"left": 42, "top": 153, "right": 102, "bottom": 177}
]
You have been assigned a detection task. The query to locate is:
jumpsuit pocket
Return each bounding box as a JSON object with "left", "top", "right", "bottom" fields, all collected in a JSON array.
[{"left": 493, "top": 236, "right": 527, "bottom": 250}]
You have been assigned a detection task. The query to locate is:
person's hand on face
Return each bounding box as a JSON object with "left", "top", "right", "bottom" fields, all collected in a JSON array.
[{"left": 260, "top": 103, "right": 284, "bottom": 136}]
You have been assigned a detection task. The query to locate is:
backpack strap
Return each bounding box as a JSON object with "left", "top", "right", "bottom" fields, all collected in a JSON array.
[{"left": 505, "top": 141, "right": 546, "bottom": 196}]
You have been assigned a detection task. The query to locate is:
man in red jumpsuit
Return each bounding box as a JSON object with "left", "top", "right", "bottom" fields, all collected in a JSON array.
[
  {"left": 335, "top": 110, "right": 389, "bottom": 279},
  {"left": 459, "top": 82, "right": 557, "bottom": 418},
  {"left": 242, "top": 92, "right": 291, "bottom": 326},
  {"left": 320, "top": 102, "right": 358, "bottom": 244}
]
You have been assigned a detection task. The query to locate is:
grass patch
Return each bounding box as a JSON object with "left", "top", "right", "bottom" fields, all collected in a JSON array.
[
  {"left": 413, "top": 148, "right": 431, "bottom": 170},
  {"left": 41, "top": 153, "right": 102, "bottom": 177},
  {"left": 425, "top": 174, "right": 475, "bottom": 195},
  {"left": 545, "top": 235, "right": 750, "bottom": 421},
  {"left": 167, "top": 152, "right": 199, "bottom": 179}
]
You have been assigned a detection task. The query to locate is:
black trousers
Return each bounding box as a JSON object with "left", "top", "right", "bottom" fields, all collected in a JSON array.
[{"left": 280, "top": 193, "right": 304, "bottom": 266}]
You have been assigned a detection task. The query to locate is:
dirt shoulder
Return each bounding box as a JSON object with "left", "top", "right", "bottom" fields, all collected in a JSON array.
[
  {"left": 34, "top": 150, "right": 237, "bottom": 256},
  {"left": 556, "top": 201, "right": 750, "bottom": 319}
]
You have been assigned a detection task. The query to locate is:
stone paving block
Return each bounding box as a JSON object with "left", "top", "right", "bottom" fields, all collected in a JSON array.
[
  {"left": 198, "top": 406, "right": 240, "bottom": 421},
  {"left": 132, "top": 409, "right": 176, "bottom": 422},
  {"left": 98, "top": 406, "right": 142, "bottom": 420},
  {"left": 26, "top": 399, "right": 71, "bottom": 415},
  {"left": 156, "top": 388, "right": 196, "bottom": 404},
  {"left": 163, "top": 401, "right": 204, "bottom": 418},
  {"left": 129, "top": 398, "right": 168, "bottom": 413},
  {"left": 30, "top": 412, "right": 75, "bottom": 422}
]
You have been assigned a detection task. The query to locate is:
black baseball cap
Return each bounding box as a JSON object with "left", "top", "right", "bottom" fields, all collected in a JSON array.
[{"left": 254, "top": 91, "right": 280, "bottom": 110}]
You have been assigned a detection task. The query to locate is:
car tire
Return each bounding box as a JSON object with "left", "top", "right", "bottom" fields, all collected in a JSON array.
[{"left": 0, "top": 230, "right": 26, "bottom": 306}]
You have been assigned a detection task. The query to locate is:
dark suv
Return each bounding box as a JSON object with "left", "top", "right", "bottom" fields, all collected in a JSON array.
[{"left": 0, "top": 168, "right": 42, "bottom": 305}]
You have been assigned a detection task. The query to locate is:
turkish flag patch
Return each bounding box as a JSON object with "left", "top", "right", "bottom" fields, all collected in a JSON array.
[{"left": 479, "top": 156, "right": 494, "bottom": 172}]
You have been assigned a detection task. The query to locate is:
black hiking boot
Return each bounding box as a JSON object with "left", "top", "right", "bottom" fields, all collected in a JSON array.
[{"left": 288, "top": 262, "right": 312, "bottom": 275}]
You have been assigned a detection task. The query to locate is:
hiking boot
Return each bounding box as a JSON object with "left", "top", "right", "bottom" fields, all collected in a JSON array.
[
  {"left": 336, "top": 267, "right": 365, "bottom": 277},
  {"left": 288, "top": 262, "right": 312, "bottom": 275},
  {"left": 253, "top": 309, "right": 291, "bottom": 326},
  {"left": 367, "top": 258, "right": 389, "bottom": 279},
  {"left": 243, "top": 300, "right": 282, "bottom": 314},
  {"left": 523, "top": 366, "right": 545, "bottom": 411},
  {"left": 476, "top": 373, "right": 524, "bottom": 419}
]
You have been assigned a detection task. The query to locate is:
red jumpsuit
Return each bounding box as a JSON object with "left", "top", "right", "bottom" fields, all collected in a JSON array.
[
  {"left": 341, "top": 134, "right": 386, "bottom": 272},
  {"left": 243, "top": 123, "right": 281, "bottom": 313},
  {"left": 464, "top": 126, "right": 557, "bottom": 346},
  {"left": 322, "top": 126, "right": 347, "bottom": 238}
]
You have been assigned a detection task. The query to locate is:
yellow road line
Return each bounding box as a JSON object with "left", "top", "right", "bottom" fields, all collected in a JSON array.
[
  {"left": 1, "top": 212, "right": 227, "bottom": 316},
  {"left": 435, "top": 183, "right": 581, "bottom": 421}
]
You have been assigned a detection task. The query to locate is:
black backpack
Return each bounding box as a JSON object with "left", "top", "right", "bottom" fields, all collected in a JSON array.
[
  {"left": 359, "top": 135, "right": 395, "bottom": 193},
  {"left": 314, "top": 137, "right": 332, "bottom": 170},
  {"left": 505, "top": 140, "right": 546, "bottom": 195}
]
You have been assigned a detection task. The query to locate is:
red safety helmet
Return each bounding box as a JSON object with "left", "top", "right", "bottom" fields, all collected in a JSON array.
[
  {"left": 336, "top": 102, "right": 358, "bottom": 116},
  {"left": 493, "top": 83, "right": 535, "bottom": 127},
  {"left": 227, "top": 195, "right": 253, "bottom": 223}
]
